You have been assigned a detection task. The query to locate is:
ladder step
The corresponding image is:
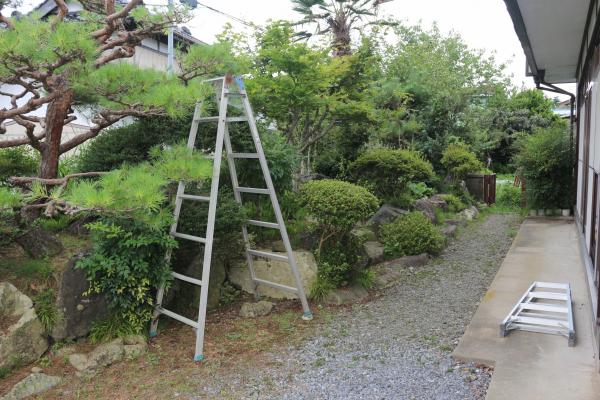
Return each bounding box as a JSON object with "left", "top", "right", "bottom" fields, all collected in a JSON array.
[
  {"left": 235, "top": 187, "right": 270, "bottom": 195},
  {"left": 171, "top": 232, "right": 207, "bottom": 244},
  {"left": 225, "top": 92, "right": 246, "bottom": 97},
  {"left": 535, "top": 282, "right": 569, "bottom": 290},
  {"left": 247, "top": 249, "right": 289, "bottom": 262},
  {"left": 178, "top": 194, "right": 210, "bottom": 202},
  {"left": 246, "top": 219, "right": 279, "bottom": 229},
  {"left": 511, "top": 316, "right": 568, "bottom": 328},
  {"left": 172, "top": 271, "right": 204, "bottom": 286},
  {"left": 527, "top": 291, "right": 567, "bottom": 301},
  {"left": 519, "top": 303, "right": 568, "bottom": 313},
  {"left": 196, "top": 116, "right": 248, "bottom": 123},
  {"left": 157, "top": 307, "right": 198, "bottom": 328},
  {"left": 253, "top": 277, "right": 299, "bottom": 294},
  {"left": 231, "top": 153, "right": 259, "bottom": 159}
]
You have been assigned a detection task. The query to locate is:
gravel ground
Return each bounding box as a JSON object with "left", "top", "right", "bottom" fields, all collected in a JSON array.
[{"left": 195, "top": 213, "right": 520, "bottom": 400}]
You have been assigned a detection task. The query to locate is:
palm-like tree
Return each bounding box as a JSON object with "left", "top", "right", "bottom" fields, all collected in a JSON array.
[{"left": 292, "top": 0, "right": 390, "bottom": 56}]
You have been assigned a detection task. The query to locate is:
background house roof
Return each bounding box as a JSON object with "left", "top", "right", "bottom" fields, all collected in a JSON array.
[{"left": 504, "top": 0, "right": 589, "bottom": 84}]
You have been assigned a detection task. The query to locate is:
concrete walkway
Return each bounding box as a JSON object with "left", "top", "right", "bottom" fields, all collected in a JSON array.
[{"left": 454, "top": 218, "right": 600, "bottom": 400}]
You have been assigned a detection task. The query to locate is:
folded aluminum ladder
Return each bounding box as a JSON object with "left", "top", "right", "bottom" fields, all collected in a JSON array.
[
  {"left": 149, "top": 75, "right": 313, "bottom": 361},
  {"left": 500, "top": 281, "right": 575, "bottom": 346}
]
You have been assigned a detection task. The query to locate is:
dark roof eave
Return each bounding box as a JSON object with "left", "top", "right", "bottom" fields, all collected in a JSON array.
[{"left": 503, "top": 0, "right": 542, "bottom": 83}]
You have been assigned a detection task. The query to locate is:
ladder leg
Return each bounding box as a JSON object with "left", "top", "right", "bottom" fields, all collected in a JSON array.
[
  {"left": 236, "top": 79, "right": 312, "bottom": 320},
  {"left": 193, "top": 84, "right": 229, "bottom": 361},
  {"left": 223, "top": 125, "right": 259, "bottom": 297}
]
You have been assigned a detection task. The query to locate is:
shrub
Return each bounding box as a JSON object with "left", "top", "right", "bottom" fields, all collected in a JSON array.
[
  {"left": 496, "top": 184, "right": 522, "bottom": 210},
  {"left": 380, "top": 212, "right": 444, "bottom": 258},
  {"left": 513, "top": 123, "right": 572, "bottom": 209},
  {"left": 0, "top": 147, "right": 38, "bottom": 183},
  {"left": 348, "top": 148, "right": 434, "bottom": 201},
  {"left": 300, "top": 179, "right": 379, "bottom": 248},
  {"left": 440, "top": 194, "right": 466, "bottom": 213},
  {"left": 441, "top": 143, "right": 484, "bottom": 182}
]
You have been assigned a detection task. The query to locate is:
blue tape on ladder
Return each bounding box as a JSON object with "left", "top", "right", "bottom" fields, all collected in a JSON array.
[
  {"left": 303, "top": 311, "right": 313, "bottom": 320},
  {"left": 234, "top": 76, "right": 245, "bottom": 90},
  {"left": 194, "top": 354, "right": 204, "bottom": 362},
  {"left": 149, "top": 330, "right": 158, "bottom": 338}
]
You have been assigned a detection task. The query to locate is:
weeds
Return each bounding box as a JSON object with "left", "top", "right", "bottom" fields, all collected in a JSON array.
[{"left": 33, "top": 289, "right": 58, "bottom": 332}]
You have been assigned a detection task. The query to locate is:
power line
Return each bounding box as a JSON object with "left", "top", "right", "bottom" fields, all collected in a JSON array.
[{"left": 144, "top": 1, "right": 252, "bottom": 27}]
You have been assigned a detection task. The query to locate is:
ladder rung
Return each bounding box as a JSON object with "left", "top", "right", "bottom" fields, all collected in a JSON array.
[
  {"left": 178, "top": 194, "right": 210, "bottom": 202},
  {"left": 247, "top": 249, "right": 288, "bottom": 262},
  {"left": 225, "top": 92, "right": 246, "bottom": 97},
  {"left": 253, "top": 277, "right": 299, "bottom": 294},
  {"left": 157, "top": 307, "right": 198, "bottom": 328},
  {"left": 246, "top": 219, "right": 279, "bottom": 229},
  {"left": 172, "top": 272, "right": 204, "bottom": 286},
  {"left": 535, "top": 282, "right": 569, "bottom": 290},
  {"left": 203, "top": 76, "right": 225, "bottom": 83},
  {"left": 528, "top": 291, "right": 567, "bottom": 301},
  {"left": 171, "top": 232, "right": 206, "bottom": 244},
  {"left": 235, "top": 187, "right": 270, "bottom": 195},
  {"left": 231, "top": 153, "right": 259, "bottom": 159},
  {"left": 196, "top": 116, "right": 248, "bottom": 123},
  {"left": 519, "top": 303, "right": 568, "bottom": 313},
  {"left": 511, "top": 316, "right": 568, "bottom": 328}
]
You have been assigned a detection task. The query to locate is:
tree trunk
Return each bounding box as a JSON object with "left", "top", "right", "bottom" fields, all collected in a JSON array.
[{"left": 40, "top": 89, "right": 74, "bottom": 179}]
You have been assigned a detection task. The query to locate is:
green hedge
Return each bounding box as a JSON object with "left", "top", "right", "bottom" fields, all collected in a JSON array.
[
  {"left": 441, "top": 143, "right": 484, "bottom": 182},
  {"left": 380, "top": 212, "right": 444, "bottom": 258},
  {"left": 348, "top": 148, "right": 434, "bottom": 201}
]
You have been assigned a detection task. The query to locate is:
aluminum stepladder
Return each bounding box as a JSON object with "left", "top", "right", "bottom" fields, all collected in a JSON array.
[
  {"left": 149, "top": 75, "right": 313, "bottom": 361},
  {"left": 500, "top": 281, "right": 575, "bottom": 346}
]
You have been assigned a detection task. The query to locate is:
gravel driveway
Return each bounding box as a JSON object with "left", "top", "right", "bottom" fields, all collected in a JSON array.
[{"left": 195, "top": 213, "right": 520, "bottom": 400}]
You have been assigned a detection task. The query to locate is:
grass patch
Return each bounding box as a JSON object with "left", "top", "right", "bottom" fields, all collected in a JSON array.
[
  {"left": 89, "top": 314, "right": 140, "bottom": 343},
  {"left": 0, "top": 258, "right": 53, "bottom": 281},
  {"left": 33, "top": 289, "right": 58, "bottom": 333}
]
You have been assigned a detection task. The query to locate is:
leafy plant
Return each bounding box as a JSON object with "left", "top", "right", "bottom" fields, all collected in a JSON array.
[
  {"left": 441, "top": 143, "right": 484, "bottom": 182},
  {"left": 0, "top": 147, "right": 38, "bottom": 183},
  {"left": 89, "top": 314, "right": 141, "bottom": 343},
  {"left": 33, "top": 289, "right": 57, "bottom": 333},
  {"left": 300, "top": 179, "right": 379, "bottom": 252},
  {"left": 513, "top": 123, "right": 572, "bottom": 209},
  {"left": 495, "top": 184, "right": 522, "bottom": 211},
  {"left": 440, "top": 194, "right": 467, "bottom": 213},
  {"left": 380, "top": 212, "right": 444, "bottom": 258},
  {"left": 349, "top": 148, "right": 433, "bottom": 201}
]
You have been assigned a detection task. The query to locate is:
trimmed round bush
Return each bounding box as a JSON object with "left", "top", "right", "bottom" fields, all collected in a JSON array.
[
  {"left": 380, "top": 211, "right": 444, "bottom": 258},
  {"left": 300, "top": 179, "right": 379, "bottom": 235},
  {"left": 348, "top": 148, "right": 434, "bottom": 201},
  {"left": 441, "top": 143, "right": 484, "bottom": 181}
]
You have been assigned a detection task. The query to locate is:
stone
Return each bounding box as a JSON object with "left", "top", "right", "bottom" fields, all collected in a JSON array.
[
  {"left": 363, "top": 241, "right": 385, "bottom": 265},
  {"left": 389, "top": 254, "right": 430, "bottom": 268},
  {"left": 68, "top": 353, "right": 91, "bottom": 372},
  {"left": 0, "top": 373, "right": 61, "bottom": 400},
  {"left": 239, "top": 301, "right": 274, "bottom": 318},
  {"left": 51, "top": 256, "right": 109, "bottom": 341},
  {"left": 324, "top": 285, "right": 369, "bottom": 305},
  {"left": 441, "top": 224, "right": 458, "bottom": 239},
  {"left": 123, "top": 343, "right": 147, "bottom": 360},
  {"left": 414, "top": 198, "right": 437, "bottom": 223},
  {"left": 186, "top": 253, "right": 226, "bottom": 311},
  {"left": 271, "top": 240, "right": 286, "bottom": 253},
  {"left": 30, "top": 367, "right": 42, "bottom": 373},
  {"left": 14, "top": 226, "right": 63, "bottom": 259},
  {"left": 0, "top": 283, "right": 48, "bottom": 369},
  {"left": 88, "top": 338, "right": 124, "bottom": 368},
  {"left": 229, "top": 250, "right": 317, "bottom": 299},
  {"left": 458, "top": 206, "right": 479, "bottom": 221},
  {"left": 366, "top": 204, "right": 408, "bottom": 233},
  {"left": 445, "top": 219, "right": 467, "bottom": 227},
  {"left": 429, "top": 194, "right": 449, "bottom": 211},
  {"left": 371, "top": 266, "right": 403, "bottom": 289}
]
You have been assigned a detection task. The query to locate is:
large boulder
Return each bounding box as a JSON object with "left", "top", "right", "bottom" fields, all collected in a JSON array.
[
  {"left": 413, "top": 198, "right": 437, "bottom": 223},
  {"left": 68, "top": 335, "right": 146, "bottom": 377},
  {"left": 429, "top": 194, "right": 449, "bottom": 211},
  {"left": 0, "top": 283, "right": 48, "bottom": 369},
  {"left": 51, "top": 256, "right": 109, "bottom": 341},
  {"left": 1, "top": 373, "right": 61, "bottom": 400},
  {"left": 366, "top": 204, "right": 408, "bottom": 234},
  {"left": 323, "top": 285, "right": 369, "bottom": 305},
  {"left": 458, "top": 205, "right": 479, "bottom": 221},
  {"left": 228, "top": 250, "right": 317, "bottom": 299},
  {"left": 187, "top": 253, "right": 227, "bottom": 311},
  {"left": 363, "top": 241, "right": 385, "bottom": 265},
  {"left": 14, "top": 227, "right": 63, "bottom": 259}
]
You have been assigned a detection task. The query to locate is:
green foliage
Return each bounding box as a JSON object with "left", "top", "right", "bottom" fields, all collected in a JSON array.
[
  {"left": 37, "top": 215, "right": 73, "bottom": 232},
  {"left": 349, "top": 148, "right": 433, "bottom": 201},
  {"left": 33, "top": 289, "right": 57, "bottom": 333},
  {"left": 77, "top": 218, "right": 177, "bottom": 333},
  {"left": 0, "top": 147, "right": 38, "bottom": 183},
  {"left": 219, "top": 281, "right": 240, "bottom": 306},
  {"left": 441, "top": 143, "right": 484, "bottom": 181},
  {"left": 89, "top": 314, "right": 140, "bottom": 344},
  {"left": 495, "top": 184, "right": 522, "bottom": 211},
  {"left": 300, "top": 179, "right": 379, "bottom": 236},
  {"left": 440, "top": 194, "right": 467, "bottom": 213},
  {"left": 380, "top": 212, "right": 445, "bottom": 258},
  {"left": 0, "top": 186, "right": 23, "bottom": 209},
  {"left": 513, "top": 123, "right": 572, "bottom": 209}
]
